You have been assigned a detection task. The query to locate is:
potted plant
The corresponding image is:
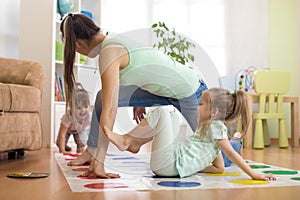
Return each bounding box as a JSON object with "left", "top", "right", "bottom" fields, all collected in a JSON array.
[{"left": 152, "top": 22, "right": 195, "bottom": 65}]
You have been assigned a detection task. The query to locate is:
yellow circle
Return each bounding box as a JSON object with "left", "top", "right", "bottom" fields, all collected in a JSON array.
[
  {"left": 228, "top": 179, "right": 269, "bottom": 185},
  {"left": 205, "top": 172, "right": 241, "bottom": 177}
]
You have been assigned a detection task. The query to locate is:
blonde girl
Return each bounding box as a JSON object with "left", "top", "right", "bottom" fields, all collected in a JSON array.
[{"left": 103, "top": 88, "right": 276, "bottom": 180}]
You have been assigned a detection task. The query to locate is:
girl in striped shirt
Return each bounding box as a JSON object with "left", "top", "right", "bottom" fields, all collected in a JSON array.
[{"left": 104, "top": 88, "right": 276, "bottom": 181}]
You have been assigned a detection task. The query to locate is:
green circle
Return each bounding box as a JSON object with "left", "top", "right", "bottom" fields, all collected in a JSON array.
[
  {"left": 291, "top": 177, "right": 300, "bottom": 181},
  {"left": 249, "top": 165, "right": 271, "bottom": 169},
  {"left": 263, "top": 170, "right": 298, "bottom": 175}
]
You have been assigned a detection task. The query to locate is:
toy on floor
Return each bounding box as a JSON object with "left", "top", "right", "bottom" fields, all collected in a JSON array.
[{"left": 7, "top": 172, "right": 49, "bottom": 178}]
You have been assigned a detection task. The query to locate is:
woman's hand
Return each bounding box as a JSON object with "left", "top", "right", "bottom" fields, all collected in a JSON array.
[
  {"left": 82, "top": 158, "right": 120, "bottom": 179},
  {"left": 133, "top": 107, "right": 146, "bottom": 124}
]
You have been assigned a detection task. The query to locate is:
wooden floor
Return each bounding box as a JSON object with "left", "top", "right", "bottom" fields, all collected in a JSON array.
[{"left": 1, "top": 145, "right": 300, "bottom": 200}]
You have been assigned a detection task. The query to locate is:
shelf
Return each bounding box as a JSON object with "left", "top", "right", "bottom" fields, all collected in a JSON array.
[
  {"left": 55, "top": 60, "right": 97, "bottom": 70},
  {"left": 53, "top": 0, "right": 100, "bottom": 146},
  {"left": 54, "top": 101, "right": 66, "bottom": 105}
]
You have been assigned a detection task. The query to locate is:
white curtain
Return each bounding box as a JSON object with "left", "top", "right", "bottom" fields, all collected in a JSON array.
[
  {"left": 224, "top": 0, "right": 269, "bottom": 75},
  {"left": 100, "top": 0, "right": 269, "bottom": 77},
  {"left": 0, "top": 0, "right": 20, "bottom": 58},
  {"left": 100, "top": 0, "right": 270, "bottom": 138}
]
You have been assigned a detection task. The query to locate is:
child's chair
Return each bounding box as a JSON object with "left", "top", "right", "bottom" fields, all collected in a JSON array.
[{"left": 252, "top": 70, "right": 291, "bottom": 148}]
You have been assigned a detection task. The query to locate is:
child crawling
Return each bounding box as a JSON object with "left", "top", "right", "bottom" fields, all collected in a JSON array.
[
  {"left": 56, "top": 83, "right": 91, "bottom": 154},
  {"left": 103, "top": 88, "right": 276, "bottom": 180}
]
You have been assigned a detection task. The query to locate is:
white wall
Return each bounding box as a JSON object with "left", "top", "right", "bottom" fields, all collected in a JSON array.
[
  {"left": 0, "top": 0, "right": 20, "bottom": 58},
  {"left": 19, "top": 0, "right": 55, "bottom": 148}
]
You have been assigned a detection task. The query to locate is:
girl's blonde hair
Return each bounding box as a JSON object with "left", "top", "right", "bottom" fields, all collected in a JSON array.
[
  {"left": 60, "top": 13, "right": 100, "bottom": 110},
  {"left": 201, "top": 88, "right": 252, "bottom": 138}
]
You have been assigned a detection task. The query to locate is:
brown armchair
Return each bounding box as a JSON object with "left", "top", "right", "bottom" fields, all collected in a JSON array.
[{"left": 0, "top": 57, "right": 46, "bottom": 158}]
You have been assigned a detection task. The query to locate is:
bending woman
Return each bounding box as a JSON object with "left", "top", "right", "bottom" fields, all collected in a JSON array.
[{"left": 60, "top": 13, "right": 207, "bottom": 178}]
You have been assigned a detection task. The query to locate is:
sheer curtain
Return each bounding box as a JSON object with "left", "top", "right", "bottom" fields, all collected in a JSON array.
[
  {"left": 100, "top": 0, "right": 269, "bottom": 76},
  {"left": 100, "top": 0, "right": 225, "bottom": 75},
  {"left": 224, "top": 0, "right": 269, "bottom": 75},
  {"left": 100, "top": 0, "right": 269, "bottom": 137}
]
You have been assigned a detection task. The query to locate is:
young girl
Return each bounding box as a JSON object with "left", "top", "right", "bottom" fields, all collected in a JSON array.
[
  {"left": 56, "top": 83, "right": 91, "bottom": 154},
  {"left": 102, "top": 88, "right": 276, "bottom": 180}
]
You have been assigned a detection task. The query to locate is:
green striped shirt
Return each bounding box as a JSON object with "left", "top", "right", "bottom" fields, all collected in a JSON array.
[{"left": 176, "top": 120, "right": 228, "bottom": 177}]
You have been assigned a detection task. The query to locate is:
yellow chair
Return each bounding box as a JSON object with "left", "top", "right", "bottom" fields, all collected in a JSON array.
[{"left": 252, "top": 70, "right": 291, "bottom": 148}]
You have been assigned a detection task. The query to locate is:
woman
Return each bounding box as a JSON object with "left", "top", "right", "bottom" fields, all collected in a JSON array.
[{"left": 61, "top": 13, "right": 207, "bottom": 178}]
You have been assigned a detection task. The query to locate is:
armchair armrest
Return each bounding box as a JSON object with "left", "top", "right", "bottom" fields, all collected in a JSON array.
[{"left": 0, "top": 57, "right": 46, "bottom": 91}]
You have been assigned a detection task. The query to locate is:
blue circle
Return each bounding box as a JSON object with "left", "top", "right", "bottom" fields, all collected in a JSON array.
[
  {"left": 112, "top": 157, "right": 139, "bottom": 160},
  {"left": 157, "top": 181, "right": 201, "bottom": 187}
]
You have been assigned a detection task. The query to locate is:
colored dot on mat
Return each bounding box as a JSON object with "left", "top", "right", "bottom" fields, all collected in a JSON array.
[
  {"left": 249, "top": 165, "right": 271, "bottom": 169},
  {"left": 78, "top": 162, "right": 90, "bottom": 166},
  {"left": 263, "top": 170, "right": 298, "bottom": 175},
  {"left": 291, "top": 177, "right": 300, "bottom": 181},
  {"left": 106, "top": 153, "right": 117, "bottom": 156},
  {"left": 157, "top": 181, "right": 201, "bottom": 188},
  {"left": 63, "top": 153, "right": 80, "bottom": 157},
  {"left": 122, "top": 161, "right": 147, "bottom": 164},
  {"left": 72, "top": 167, "right": 88, "bottom": 172},
  {"left": 205, "top": 172, "right": 241, "bottom": 177},
  {"left": 84, "top": 183, "right": 128, "bottom": 189},
  {"left": 112, "top": 157, "right": 139, "bottom": 160},
  {"left": 228, "top": 179, "right": 269, "bottom": 185}
]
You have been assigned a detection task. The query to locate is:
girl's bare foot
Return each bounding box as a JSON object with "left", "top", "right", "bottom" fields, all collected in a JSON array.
[{"left": 67, "top": 150, "right": 92, "bottom": 166}]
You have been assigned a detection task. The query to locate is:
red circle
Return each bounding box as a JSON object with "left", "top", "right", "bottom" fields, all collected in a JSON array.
[
  {"left": 78, "top": 162, "right": 90, "bottom": 166},
  {"left": 65, "top": 153, "right": 80, "bottom": 157},
  {"left": 84, "top": 183, "right": 128, "bottom": 189}
]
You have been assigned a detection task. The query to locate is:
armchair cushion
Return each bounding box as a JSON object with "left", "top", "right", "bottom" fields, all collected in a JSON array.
[{"left": 0, "top": 83, "right": 41, "bottom": 112}]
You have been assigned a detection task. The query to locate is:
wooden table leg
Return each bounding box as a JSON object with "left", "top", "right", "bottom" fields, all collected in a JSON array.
[
  {"left": 243, "top": 117, "right": 253, "bottom": 149},
  {"left": 290, "top": 99, "right": 299, "bottom": 147}
]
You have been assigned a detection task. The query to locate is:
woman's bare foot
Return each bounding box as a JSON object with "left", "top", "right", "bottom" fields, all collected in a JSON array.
[
  {"left": 77, "top": 146, "right": 85, "bottom": 153},
  {"left": 103, "top": 126, "right": 131, "bottom": 151},
  {"left": 103, "top": 126, "right": 151, "bottom": 154},
  {"left": 67, "top": 150, "right": 92, "bottom": 166}
]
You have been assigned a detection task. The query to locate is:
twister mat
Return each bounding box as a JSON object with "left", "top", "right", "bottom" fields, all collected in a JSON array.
[{"left": 55, "top": 152, "right": 300, "bottom": 192}]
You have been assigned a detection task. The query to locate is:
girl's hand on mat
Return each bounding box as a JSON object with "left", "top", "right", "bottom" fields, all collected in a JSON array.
[
  {"left": 83, "top": 159, "right": 120, "bottom": 179},
  {"left": 253, "top": 173, "right": 276, "bottom": 181}
]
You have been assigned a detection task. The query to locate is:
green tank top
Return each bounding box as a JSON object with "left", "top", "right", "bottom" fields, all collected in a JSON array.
[{"left": 102, "top": 33, "right": 201, "bottom": 99}]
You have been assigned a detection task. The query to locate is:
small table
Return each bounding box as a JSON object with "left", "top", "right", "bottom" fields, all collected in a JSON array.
[{"left": 243, "top": 94, "right": 299, "bottom": 149}]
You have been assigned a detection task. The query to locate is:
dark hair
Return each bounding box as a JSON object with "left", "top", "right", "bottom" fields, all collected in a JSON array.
[
  {"left": 60, "top": 13, "right": 100, "bottom": 110},
  {"left": 205, "top": 88, "right": 252, "bottom": 138}
]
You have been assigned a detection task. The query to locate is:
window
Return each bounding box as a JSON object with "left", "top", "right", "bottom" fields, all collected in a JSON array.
[{"left": 100, "top": 0, "right": 225, "bottom": 75}]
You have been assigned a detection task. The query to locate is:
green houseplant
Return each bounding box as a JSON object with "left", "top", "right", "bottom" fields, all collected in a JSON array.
[{"left": 152, "top": 22, "right": 195, "bottom": 65}]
